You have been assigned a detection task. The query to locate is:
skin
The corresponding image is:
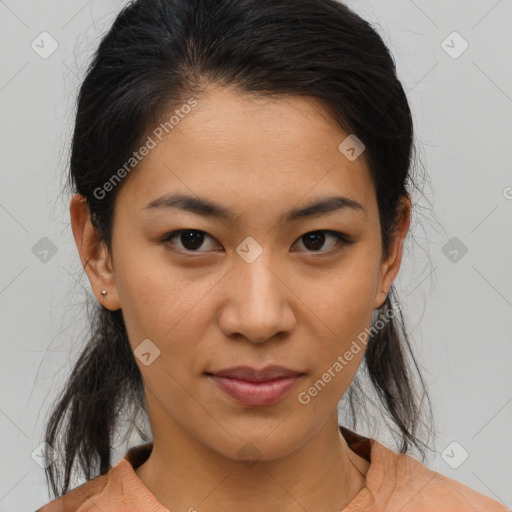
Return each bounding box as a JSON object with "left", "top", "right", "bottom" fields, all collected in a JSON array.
[{"left": 70, "top": 84, "right": 411, "bottom": 512}]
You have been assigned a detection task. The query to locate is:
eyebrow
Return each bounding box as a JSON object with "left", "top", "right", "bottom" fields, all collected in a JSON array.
[{"left": 143, "top": 193, "right": 367, "bottom": 222}]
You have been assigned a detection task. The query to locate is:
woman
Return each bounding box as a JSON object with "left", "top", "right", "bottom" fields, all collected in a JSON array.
[{"left": 36, "top": 0, "right": 507, "bottom": 510}]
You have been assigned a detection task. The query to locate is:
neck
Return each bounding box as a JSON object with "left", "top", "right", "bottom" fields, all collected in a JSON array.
[{"left": 135, "top": 411, "right": 366, "bottom": 512}]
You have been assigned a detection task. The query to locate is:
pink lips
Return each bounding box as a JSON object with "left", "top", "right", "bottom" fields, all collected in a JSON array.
[{"left": 207, "top": 365, "right": 303, "bottom": 406}]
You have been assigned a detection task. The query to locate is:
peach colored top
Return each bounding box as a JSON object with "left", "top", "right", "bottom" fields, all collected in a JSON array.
[{"left": 36, "top": 426, "right": 508, "bottom": 512}]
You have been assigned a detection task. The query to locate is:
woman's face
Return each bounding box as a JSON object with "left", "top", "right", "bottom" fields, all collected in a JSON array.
[{"left": 78, "top": 85, "right": 409, "bottom": 461}]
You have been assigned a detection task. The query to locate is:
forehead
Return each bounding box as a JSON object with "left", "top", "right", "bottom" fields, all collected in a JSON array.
[
  {"left": 173, "top": 86, "right": 349, "bottom": 155},
  {"left": 115, "top": 85, "right": 377, "bottom": 220}
]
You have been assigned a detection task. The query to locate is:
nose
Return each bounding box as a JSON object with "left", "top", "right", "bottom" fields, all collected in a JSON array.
[{"left": 217, "top": 256, "right": 296, "bottom": 343}]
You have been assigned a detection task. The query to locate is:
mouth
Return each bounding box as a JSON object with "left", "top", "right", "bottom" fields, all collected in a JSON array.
[{"left": 205, "top": 365, "right": 304, "bottom": 406}]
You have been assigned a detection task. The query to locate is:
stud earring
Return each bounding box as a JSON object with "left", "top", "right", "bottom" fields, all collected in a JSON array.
[{"left": 101, "top": 290, "right": 108, "bottom": 298}]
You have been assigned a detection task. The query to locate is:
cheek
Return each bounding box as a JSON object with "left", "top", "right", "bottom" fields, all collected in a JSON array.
[
  {"left": 305, "top": 258, "right": 378, "bottom": 379},
  {"left": 316, "top": 254, "right": 378, "bottom": 325},
  {"left": 114, "top": 253, "right": 218, "bottom": 366}
]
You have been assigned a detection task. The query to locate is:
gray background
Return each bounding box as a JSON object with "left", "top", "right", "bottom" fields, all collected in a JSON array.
[{"left": 0, "top": 0, "right": 511, "bottom": 510}]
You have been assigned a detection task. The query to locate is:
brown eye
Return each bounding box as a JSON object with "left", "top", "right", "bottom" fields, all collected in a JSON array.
[
  {"left": 293, "top": 230, "right": 354, "bottom": 254},
  {"left": 302, "top": 232, "right": 327, "bottom": 251},
  {"left": 161, "top": 230, "right": 218, "bottom": 252}
]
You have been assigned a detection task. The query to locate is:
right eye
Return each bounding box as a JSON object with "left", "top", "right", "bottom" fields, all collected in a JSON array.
[{"left": 159, "top": 229, "right": 221, "bottom": 253}]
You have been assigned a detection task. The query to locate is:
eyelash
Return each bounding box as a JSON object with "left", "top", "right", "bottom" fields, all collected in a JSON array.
[{"left": 159, "top": 229, "right": 355, "bottom": 256}]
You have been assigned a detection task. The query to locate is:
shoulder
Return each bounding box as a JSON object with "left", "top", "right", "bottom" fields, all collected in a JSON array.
[
  {"left": 35, "top": 472, "right": 109, "bottom": 512},
  {"left": 366, "top": 436, "right": 508, "bottom": 511},
  {"left": 340, "top": 426, "right": 509, "bottom": 512},
  {"left": 35, "top": 443, "right": 161, "bottom": 512}
]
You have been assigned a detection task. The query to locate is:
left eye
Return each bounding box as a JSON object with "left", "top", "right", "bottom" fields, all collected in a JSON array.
[
  {"left": 292, "top": 230, "right": 353, "bottom": 253},
  {"left": 160, "top": 229, "right": 353, "bottom": 254}
]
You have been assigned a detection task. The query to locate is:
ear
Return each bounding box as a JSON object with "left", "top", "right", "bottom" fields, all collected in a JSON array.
[
  {"left": 70, "top": 193, "right": 121, "bottom": 310},
  {"left": 373, "top": 195, "right": 411, "bottom": 310}
]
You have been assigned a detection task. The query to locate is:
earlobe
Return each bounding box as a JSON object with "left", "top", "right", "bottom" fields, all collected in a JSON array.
[{"left": 69, "top": 193, "right": 121, "bottom": 310}]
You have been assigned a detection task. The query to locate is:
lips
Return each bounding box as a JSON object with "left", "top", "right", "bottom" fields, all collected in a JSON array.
[
  {"left": 206, "top": 365, "right": 304, "bottom": 406},
  {"left": 208, "top": 365, "right": 303, "bottom": 382}
]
